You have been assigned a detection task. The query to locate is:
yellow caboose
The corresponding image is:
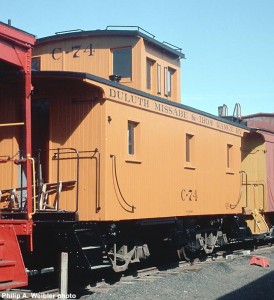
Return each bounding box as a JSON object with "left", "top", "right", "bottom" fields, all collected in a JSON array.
[
  {"left": 241, "top": 114, "right": 274, "bottom": 237},
  {"left": 30, "top": 27, "right": 251, "bottom": 272}
]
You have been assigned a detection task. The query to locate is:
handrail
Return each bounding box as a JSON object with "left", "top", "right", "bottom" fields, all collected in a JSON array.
[
  {"left": 28, "top": 155, "right": 36, "bottom": 219},
  {"left": 110, "top": 154, "right": 135, "bottom": 213},
  {"left": 49, "top": 147, "right": 101, "bottom": 213},
  {"left": 0, "top": 122, "right": 24, "bottom": 127},
  {"left": 51, "top": 148, "right": 79, "bottom": 212},
  {"left": 55, "top": 29, "right": 84, "bottom": 35},
  {"left": 239, "top": 171, "right": 248, "bottom": 208},
  {"left": 241, "top": 178, "right": 266, "bottom": 214},
  {"left": 162, "top": 41, "right": 182, "bottom": 52},
  {"left": 77, "top": 149, "right": 101, "bottom": 212},
  {"left": 106, "top": 25, "right": 155, "bottom": 38}
]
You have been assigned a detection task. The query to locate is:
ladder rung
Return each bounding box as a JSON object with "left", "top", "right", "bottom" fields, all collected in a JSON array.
[{"left": 90, "top": 264, "right": 111, "bottom": 270}]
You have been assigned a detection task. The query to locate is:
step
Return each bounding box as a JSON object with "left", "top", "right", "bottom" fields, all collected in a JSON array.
[
  {"left": 74, "top": 228, "right": 92, "bottom": 232},
  {"left": 0, "top": 260, "right": 16, "bottom": 267},
  {"left": 90, "top": 264, "right": 112, "bottom": 270},
  {"left": 0, "top": 280, "right": 28, "bottom": 291},
  {"left": 0, "top": 260, "right": 16, "bottom": 283},
  {"left": 82, "top": 246, "right": 101, "bottom": 250}
]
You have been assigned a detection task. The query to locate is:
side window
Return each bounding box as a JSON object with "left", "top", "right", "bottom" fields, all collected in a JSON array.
[
  {"left": 185, "top": 133, "right": 195, "bottom": 169},
  {"left": 128, "top": 121, "right": 138, "bottom": 155},
  {"left": 157, "top": 64, "right": 161, "bottom": 95},
  {"left": 227, "top": 144, "right": 233, "bottom": 169},
  {"left": 32, "top": 57, "right": 41, "bottom": 71},
  {"left": 112, "top": 47, "right": 132, "bottom": 79},
  {"left": 146, "top": 58, "right": 154, "bottom": 90},
  {"left": 186, "top": 134, "right": 194, "bottom": 163},
  {"left": 164, "top": 67, "right": 175, "bottom": 97}
]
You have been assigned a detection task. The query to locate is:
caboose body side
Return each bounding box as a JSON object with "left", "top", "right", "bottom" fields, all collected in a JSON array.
[
  {"left": 32, "top": 72, "right": 247, "bottom": 222},
  {"left": 32, "top": 29, "right": 248, "bottom": 222},
  {"left": 28, "top": 29, "right": 254, "bottom": 273}
]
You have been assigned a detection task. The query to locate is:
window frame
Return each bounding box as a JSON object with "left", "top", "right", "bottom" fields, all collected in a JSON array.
[
  {"left": 146, "top": 58, "right": 154, "bottom": 90},
  {"left": 32, "top": 56, "right": 41, "bottom": 71},
  {"left": 164, "top": 67, "right": 175, "bottom": 97},
  {"left": 128, "top": 121, "right": 136, "bottom": 156},
  {"left": 126, "top": 120, "right": 141, "bottom": 163},
  {"left": 112, "top": 47, "right": 132, "bottom": 80},
  {"left": 226, "top": 143, "right": 234, "bottom": 174},
  {"left": 157, "top": 64, "right": 161, "bottom": 95},
  {"left": 184, "top": 133, "right": 196, "bottom": 169}
]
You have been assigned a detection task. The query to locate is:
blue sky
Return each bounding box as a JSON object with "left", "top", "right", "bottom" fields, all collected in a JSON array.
[{"left": 1, "top": 0, "right": 273, "bottom": 116}]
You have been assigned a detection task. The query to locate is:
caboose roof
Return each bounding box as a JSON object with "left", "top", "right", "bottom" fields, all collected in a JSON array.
[
  {"left": 32, "top": 70, "right": 249, "bottom": 132},
  {"left": 35, "top": 26, "right": 185, "bottom": 59}
]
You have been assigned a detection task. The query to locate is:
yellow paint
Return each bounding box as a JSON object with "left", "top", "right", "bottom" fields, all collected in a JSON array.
[
  {"left": 31, "top": 30, "right": 249, "bottom": 222},
  {"left": 33, "top": 33, "right": 181, "bottom": 102},
  {"left": 0, "top": 84, "right": 21, "bottom": 196},
  {"left": 32, "top": 76, "right": 247, "bottom": 221},
  {"left": 241, "top": 132, "right": 269, "bottom": 234}
]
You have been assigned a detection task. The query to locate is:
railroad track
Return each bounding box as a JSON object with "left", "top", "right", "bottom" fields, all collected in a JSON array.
[
  {"left": 83, "top": 243, "right": 274, "bottom": 296},
  {"left": 2, "top": 243, "right": 273, "bottom": 299}
]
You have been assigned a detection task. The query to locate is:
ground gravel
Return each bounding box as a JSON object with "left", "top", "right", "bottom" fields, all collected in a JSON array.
[{"left": 80, "top": 248, "right": 274, "bottom": 300}]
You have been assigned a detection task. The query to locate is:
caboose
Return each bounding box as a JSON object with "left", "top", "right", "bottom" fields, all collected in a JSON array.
[
  {"left": 1, "top": 24, "right": 273, "bottom": 286},
  {"left": 29, "top": 26, "right": 252, "bottom": 271}
]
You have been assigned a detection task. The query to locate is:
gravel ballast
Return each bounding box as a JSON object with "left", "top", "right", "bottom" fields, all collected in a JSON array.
[{"left": 80, "top": 248, "right": 274, "bottom": 300}]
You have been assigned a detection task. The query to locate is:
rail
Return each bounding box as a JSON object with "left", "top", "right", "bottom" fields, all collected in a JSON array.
[
  {"left": 110, "top": 154, "right": 135, "bottom": 213},
  {"left": 28, "top": 155, "right": 36, "bottom": 219},
  {"left": 242, "top": 181, "right": 266, "bottom": 212},
  {"left": 49, "top": 148, "right": 79, "bottom": 212},
  {"left": 162, "top": 41, "right": 182, "bottom": 52},
  {"left": 0, "top": 122, "right": 24, "bottom": 127},
  {"left": 106, "top": 25, "right": 155, "bottom": 38},
  {"left": 240, "top": 171, "right": 248, "bottom": 208}
]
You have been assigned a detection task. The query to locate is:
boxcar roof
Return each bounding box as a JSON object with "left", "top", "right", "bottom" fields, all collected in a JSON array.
[
  {"left": 35, "top": 28, "right": 185, "bottom": 59},
  {"left": 242, "top": 113, "right": 274, "bottom": 133},
  {"left": 0, "top": 21, "right": 35, "bottom": 45},
  {"left": 32, "top": 70, "right": 249, "bottom": 131}
]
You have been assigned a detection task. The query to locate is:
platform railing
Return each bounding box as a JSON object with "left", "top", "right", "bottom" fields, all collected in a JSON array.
[{"left": 37, "top": 148, "right": 101, "bottom": 213}]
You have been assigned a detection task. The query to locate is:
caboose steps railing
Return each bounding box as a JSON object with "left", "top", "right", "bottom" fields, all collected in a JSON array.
[
  {"left": 0, "top": 224, "right": 28, "bottom": 290},
  {"left": 36, "top": 148, "right": 101, "bottom": 213}
]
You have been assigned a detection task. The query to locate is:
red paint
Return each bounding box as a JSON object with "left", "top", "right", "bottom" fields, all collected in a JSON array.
[
  {"left": 0, "top": 22, "right": 36, "bottom": 288},
  {"left": 0, "top": 225, "right": 28, "bottom": 290},
  {"left": 243, "top": 114, "right": 274, "bottom": 212},
  {"left": 0, "top": 22, "right": 35, "bottom": 220},
  {"left": 249, "top": 256, "right": 270, "bottom": 268}
]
